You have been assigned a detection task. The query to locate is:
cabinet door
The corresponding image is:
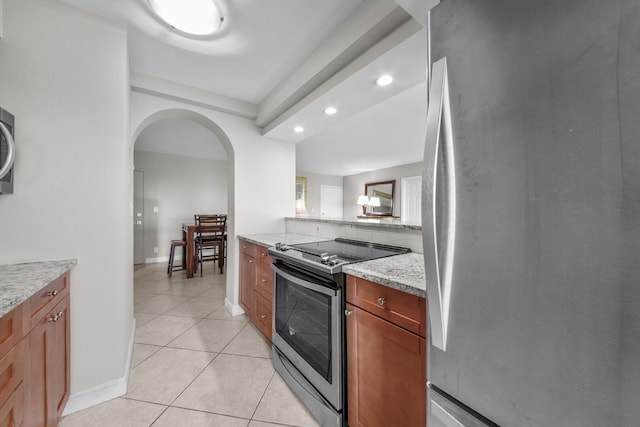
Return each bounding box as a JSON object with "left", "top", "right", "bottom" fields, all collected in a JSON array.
[
  {"left": 25, "top": 295, "right": 70, "bottom": 427},
  {"left": 0, "top": 383, "right": 24, "bottom": 427},
  {"left": 255, "top": 262, "right": 273, "bottom": 299},
  {"left": 49, "top": 295, "right": 70, "bottom": 424},
  {"left": 239, "top": 252, "right": 256, "bottom": 315},
  {"left": 253, "top": 292, "right": 272, "bottom": 341},
  {"left": 346, "top": 303, "right": 426, "bottom": 427}
]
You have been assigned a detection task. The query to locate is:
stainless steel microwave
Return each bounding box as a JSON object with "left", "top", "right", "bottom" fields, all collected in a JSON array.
[{"left": 0, "top": 107, "right": 15, "bottom": 194}]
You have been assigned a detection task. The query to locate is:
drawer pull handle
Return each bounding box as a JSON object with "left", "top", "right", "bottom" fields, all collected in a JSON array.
[
  {"left": 345, "top": 309, "right": 353, "bottom": 317},
  {"left": 47, "top": 290, "right": 59, "bottom": 297},
  {"left": 48, "top": 311, "right": 64, "bottom": 322},
  {"left": 249, "top": 259, "right": 255, "bottom": 264},
  {"left": 261, "top": 279, "right": 267, "bottom": 283},
  {"left": 261, "top": 314, "right": 267, "bottom": 319},
  {"left": 377, "top": 297, "right": 386, "bottom": 307}
]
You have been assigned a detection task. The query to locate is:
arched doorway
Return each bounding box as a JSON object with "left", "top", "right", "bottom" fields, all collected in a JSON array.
[
  {"left": 132, "top": 117, "right": 229, "bottom": 266},
  {"left": 130, "top": 108, "right": 236, "bottom": 305}
]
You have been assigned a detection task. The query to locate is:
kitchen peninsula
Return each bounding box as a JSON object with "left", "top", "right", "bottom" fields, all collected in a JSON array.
[{"left": 284, "top": 216, "right": 423, "bottom": 255}]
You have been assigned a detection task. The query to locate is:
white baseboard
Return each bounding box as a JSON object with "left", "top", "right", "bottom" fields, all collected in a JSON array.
[
  {"left": 62, "top": 318, "right": 136, "bottom": 415},
  {"left": 145, "top": 255, "right": 169, "bottom": 264},
  {"left": 225, "top": 298, "right": 245, "bottom": 316}
]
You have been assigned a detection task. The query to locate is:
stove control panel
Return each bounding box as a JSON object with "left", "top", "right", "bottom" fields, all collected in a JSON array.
[
  {"left": 320, "top": 253, "right": 341, "bottom": 266},
  {"left": 274, "top": 242, "right": 290, "bottom": 252}
]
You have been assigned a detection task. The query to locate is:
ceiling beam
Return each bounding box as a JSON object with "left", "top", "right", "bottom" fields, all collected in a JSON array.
[
  {"left": 256, "top": 0, "right": 418, "bottom": 129},
  {"left": 130, "top": 73, "right": 258, "bottom": 120}
]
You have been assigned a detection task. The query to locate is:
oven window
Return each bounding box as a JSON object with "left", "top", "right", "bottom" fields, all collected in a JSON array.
[{"left": 274, "top": 273, "right": 333, "bottom": 383}]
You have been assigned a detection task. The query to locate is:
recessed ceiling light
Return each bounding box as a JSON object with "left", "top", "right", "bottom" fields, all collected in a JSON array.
[
  {"left": 149, "top": 0, "right": 223, "bottom": 36},
  {"left": 324, "top": 107, "right": 337, "bottom": 115},
  {"left": 376, "top": 74, "right": 393, "bottom": 86},
  {"left": 294, "top": 126, "right": 304, "bottom": 133}
]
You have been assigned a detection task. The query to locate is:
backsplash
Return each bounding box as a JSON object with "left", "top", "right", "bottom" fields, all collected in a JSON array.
[{"left": 285, "top": 218, "right": 423, "bottom": 254}]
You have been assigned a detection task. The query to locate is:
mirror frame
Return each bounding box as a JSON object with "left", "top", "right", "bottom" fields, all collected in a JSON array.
[{"left": 364, "top": 180, "right": 395, "bottom": 216}]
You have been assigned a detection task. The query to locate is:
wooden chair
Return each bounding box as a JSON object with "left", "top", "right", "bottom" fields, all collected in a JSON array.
[
  {"left": 167, "top": 239, "right": 187, "bottom": 277},
  {"left": 194, "top": 215, "right": 227, "bottom": 276}
]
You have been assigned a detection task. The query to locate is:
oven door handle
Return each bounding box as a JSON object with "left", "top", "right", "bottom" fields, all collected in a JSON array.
[{"left": 273, "top": 265, "right": 337, "bottom": 297}]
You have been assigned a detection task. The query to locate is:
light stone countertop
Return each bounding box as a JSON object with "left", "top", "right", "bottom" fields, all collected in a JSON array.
[
  {"left": 238, "top": 232, "right": 426, "bottom": 299},
  {"left": 343, "top": 253, "right": 426, "bottom": 298},
  {"left": 0, "top": 259, "right": 77, "bottom": 317},
  {"left": 237, "top": 233, "right": 330, "bottom": 247},
  {"left": 286, "top": 216, "right": 422, "bottom": 231}
]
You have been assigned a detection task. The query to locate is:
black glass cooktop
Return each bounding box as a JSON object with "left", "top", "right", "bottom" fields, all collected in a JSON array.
[{"left": 289, "top": 238, "right": 409, "bottom": 262}]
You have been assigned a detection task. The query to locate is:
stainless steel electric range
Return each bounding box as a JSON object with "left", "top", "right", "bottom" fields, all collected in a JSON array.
[{"left": 269, "top": 238, "right": 410, "bottom": 427}]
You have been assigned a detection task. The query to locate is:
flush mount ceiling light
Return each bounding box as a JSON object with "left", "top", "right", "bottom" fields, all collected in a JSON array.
[
  {"left": 294, "top": 126, "right": 305, "bottom": 133},
  {"left": 376, "top": 74, "right": 393, "bottom": 86},
  {"left": 324, "top": 107, "right": 337, "bottom": 115},
  {"left": 148, "top": 0, "right": 223, "bottom": 36}
]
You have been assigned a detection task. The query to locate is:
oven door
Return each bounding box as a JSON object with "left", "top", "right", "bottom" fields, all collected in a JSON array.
[{"left": 272, "top": 262, "right": 343, "bottom": 410}]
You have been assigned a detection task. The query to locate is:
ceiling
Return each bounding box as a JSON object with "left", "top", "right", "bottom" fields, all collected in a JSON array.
[{"left": 59, "top": 0, "right": 437, "bottom": 176}]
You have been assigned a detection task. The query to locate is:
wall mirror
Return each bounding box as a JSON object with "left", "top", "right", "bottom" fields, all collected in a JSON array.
[{"left": 364, "top": 180, "right": 395, "bottom": 216}]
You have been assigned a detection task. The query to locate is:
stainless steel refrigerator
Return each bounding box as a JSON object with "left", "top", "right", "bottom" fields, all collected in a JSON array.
[{"left": 421, "top": 0, "right": 640, "bottom": 426}]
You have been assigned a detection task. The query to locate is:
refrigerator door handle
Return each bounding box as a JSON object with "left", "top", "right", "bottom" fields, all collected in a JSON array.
[
  {"left": 0, "top": 122, "right": 15, "bottom": 181},
  {"left": 422, "top": 57, "right": 456, "bottom": 351}
]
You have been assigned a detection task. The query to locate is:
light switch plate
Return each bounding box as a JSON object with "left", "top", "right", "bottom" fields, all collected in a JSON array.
[{"left": 153, "top": 206, "right": 159, "bottom": 213}]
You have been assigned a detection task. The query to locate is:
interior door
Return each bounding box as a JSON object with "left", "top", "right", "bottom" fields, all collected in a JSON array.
[
  {"left": 320, "top": 185, "right": 343, "bottom": 219},
  {"left": 401, "top": 176, "right": 422, "bottom": 224},
  {"left": 133, "top": 170, "right": 144, "bottom": 265}
]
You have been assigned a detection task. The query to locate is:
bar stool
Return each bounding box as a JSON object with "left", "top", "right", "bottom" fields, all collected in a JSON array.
[{"left": 167, "top": 239, "right": 187, "bottom": 277}]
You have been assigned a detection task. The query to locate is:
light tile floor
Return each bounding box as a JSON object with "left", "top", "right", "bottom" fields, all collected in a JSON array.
[{"left": 60, "top": 262, "right": 320, "bottom": 427}]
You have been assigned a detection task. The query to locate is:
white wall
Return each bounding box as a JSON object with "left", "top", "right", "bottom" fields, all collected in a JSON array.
[
  {"left": 130, "top": 89, "right": 295, "bottom": 316},
  {"left": 296, "top": 170, "right": 343, "bottom": 217},
  {"left": 0, "top": 0, "right": 132, "bottom": 408},
  {"left": 134, "top": 150, "right": 228, "bottom": 262},
  {"left": 343, "top": 162, "right": 423, "bottom": 219}
]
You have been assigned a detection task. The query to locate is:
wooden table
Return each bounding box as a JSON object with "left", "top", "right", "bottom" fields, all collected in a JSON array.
[{"left": 182, "top": 223, "right": 226, "bottom": 278}]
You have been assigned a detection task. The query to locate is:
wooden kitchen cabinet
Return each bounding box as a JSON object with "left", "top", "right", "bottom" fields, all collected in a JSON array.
[
  {"left": 346, "top": 274, "right": 426, "bottom": 427},
  {"left": 239, "top": 251, "right": 256, "bottom": 315},
  {"left": 238, "top": 238, "right": 274, "bottom": 340},
  {"left": 0, "top": 304, "right": 25, "bottom": 427},
  {"left": 0, "top": 269, "right": 71, "bottom": 427},
  {"left": 25, "top": 293, "right": 70, "bottom": 427}
]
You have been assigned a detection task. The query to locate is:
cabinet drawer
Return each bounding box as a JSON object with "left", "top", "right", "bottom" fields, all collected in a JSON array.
[
  {"left": 0, "top": 382, "right": 24, "bottom": 427},
  {"left": 239, "top": 240, "right": 258, "bottom": 257},
  {"left": 255, "top": 262, "right": 273, "bottom": 299},
  {"left": 26, "top": 272, "right": 70, "bottom": 332},
  {"left": 257, "top": 245, "right": 273, "bottom": 265},
  {"left": 253, "top": 292, "right": 272, "bottom": 341},
  {"left": 0, "top": 305, "right": 24, "bottom": 360},
  {"left": 0, "top": 339, "right": 24, "bottom": 408},
  {"left": 346, "top": 275, "right": 426, "bottom": 338}
]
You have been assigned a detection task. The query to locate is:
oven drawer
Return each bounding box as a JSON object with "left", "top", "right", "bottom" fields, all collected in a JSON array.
[
  {"left": 239, "top": 240, "right": 258, "bottom": 257},
  {"left": 346, "top": 275, "right": 426, "bottom": 338}
]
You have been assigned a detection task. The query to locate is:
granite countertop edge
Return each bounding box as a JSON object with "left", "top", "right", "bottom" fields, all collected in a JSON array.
[
  {"left": 238, "top": 233, "right": 426, "bottom": 299},
  {"left": 343, "top": 253, "right": 426, "bottom": 299},
  {"left": 285, "top": 216, "right": 422, "bottom": 231},
  {"left": 237, "top": 232, "right": 330, "bottom": 247},
  {"left": 0, "top": 259, "right": 77, "bottom": 318}
]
